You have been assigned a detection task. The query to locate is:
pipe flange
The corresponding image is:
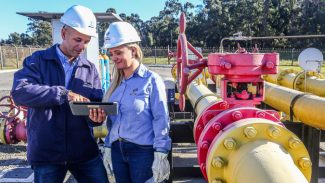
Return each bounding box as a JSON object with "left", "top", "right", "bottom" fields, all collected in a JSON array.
[
  {"left": 206, "top": 118, "right": 311, "bottom": 183},
  {"left": 5, "top": 118, "right": 20, "bottom": 144},
  {"left": 194, "top": 101, "right": 229, "bottom": 144},
  {"left": 197, "top": 107, "right": 281, "bottom": 180}
]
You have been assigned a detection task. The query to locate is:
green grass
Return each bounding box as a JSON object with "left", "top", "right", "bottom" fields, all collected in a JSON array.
[{"left": 142, "top": 57, "right": 172, "bottom": 65}]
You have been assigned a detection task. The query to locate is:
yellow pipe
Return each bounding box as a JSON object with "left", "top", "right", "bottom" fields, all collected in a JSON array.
[
  {"left": 265, "top": 82, "right": 325, "bottom": 129},
  {"left": 227, "top": 141, "right": 308, "bottom": 183},
  {"left": 264, "top": 69, "right": 325, "bottom": 97},
  {"left": 0, "top": 118, "right": 7, "bottom": 144},
  {"left": 186, "top": 81, "right": 221, "bottom": 115},
  {"left": 207, "top": 118, "right": 311, "bottom": 183}
]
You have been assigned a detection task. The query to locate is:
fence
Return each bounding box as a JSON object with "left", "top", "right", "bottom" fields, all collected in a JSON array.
[
  {"left": 143, "top": 47, "right": 325, "bottom": 66},
  {"left": 0, "top": 45, "right": 44, "bottom": 69},
  {"left": 1, "top": 45, "right": 324, "bottom": 69}
]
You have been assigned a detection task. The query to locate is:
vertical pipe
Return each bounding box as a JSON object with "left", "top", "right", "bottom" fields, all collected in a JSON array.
[
  {"left": 104, "top": 57, "right": 110, "bottom": 89},
  {"left": 99, "top": 54, "right": 105, "bottom": 91}
]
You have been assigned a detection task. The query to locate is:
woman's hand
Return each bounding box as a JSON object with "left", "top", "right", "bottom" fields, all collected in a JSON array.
[{"left": 89, "top": 108, "right": 107, "bottom": 123}]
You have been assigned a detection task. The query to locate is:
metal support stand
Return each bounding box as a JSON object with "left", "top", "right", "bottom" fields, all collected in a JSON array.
[{"left": 302, "top": 125, "right": 321, "bottom": 183}]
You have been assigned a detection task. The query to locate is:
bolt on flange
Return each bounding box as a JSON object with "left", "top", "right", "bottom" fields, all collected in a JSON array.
[{"left": 223, "top": 137, "right": 236, "bottom": 150}]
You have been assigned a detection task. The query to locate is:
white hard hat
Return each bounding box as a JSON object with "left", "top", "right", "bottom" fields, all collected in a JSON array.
[
  {"left": 60, "top": 5, "right": 97, "bottom": 37},
  {"left": 103, "top": 21, "right": 141, "bottom": 49}
]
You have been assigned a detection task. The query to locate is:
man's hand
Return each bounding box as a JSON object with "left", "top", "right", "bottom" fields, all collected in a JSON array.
[
  {"left": 89, "top": 108, "right": 106, "bottom": 123},
  {"left": 68, "top": 91, "right": 90, "bottom": 102}
]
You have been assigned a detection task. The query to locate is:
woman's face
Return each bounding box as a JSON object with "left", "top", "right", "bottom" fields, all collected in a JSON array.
[{"left": 109, "top": 45, "right": 135, "bottom": 70}]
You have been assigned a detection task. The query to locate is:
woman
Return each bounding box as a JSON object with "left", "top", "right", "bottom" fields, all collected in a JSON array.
[{"left": 90, "top": 21, "right": 171, "bottom": 183}]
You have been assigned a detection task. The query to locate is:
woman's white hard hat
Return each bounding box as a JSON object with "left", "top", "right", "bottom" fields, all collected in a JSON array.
[
  {"left": 60, "top": 5, "right": 97, "bottom": 37},
  {"left": 103, "top": 21, "right": 141, "bottom": 49}
]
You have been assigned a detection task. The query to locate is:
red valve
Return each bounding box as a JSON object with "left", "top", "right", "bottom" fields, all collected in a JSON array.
[
  {"left": 176, "top": 13, "right": 207, "bottom": 111},
  {"left": 0, "top": 96, "right": 21, "bottom": 119}
]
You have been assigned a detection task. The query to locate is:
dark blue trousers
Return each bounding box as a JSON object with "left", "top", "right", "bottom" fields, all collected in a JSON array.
[
  {"left": 111, "top": 140, "right": 154, "bottom": 183},
  {"left": 33, "top": 155, "right": 109, "bottom": 183}
]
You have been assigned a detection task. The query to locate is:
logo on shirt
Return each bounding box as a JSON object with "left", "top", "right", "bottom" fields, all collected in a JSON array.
[{"left": 130, "top": 88, "right": 138, "bottom": 96}]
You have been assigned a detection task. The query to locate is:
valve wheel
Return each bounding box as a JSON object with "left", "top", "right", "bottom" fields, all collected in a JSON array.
[
  {"left": 176, "top": 13, "right": 207, "bottom": 111},
  {"left": 0, "top": 96, "right": 20, "bottom": 119}
]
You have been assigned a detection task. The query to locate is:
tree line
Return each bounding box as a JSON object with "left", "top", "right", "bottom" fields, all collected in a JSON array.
[{"left": 1, "top": 0, "right": 324, "bottom": 49}]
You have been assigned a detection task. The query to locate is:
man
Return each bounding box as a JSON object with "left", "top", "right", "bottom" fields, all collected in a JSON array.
[{"left": 11, "top": 5, "right": 108, "bottom": 183}]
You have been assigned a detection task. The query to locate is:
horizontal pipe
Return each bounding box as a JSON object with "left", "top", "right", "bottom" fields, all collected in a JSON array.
[
  {"left": 264, "top": 82, "right": 325, "bottom": 129},
  {"left": 264, "top": 69, "right": 325, "bottom": 97},
  {"left": 186, "top": 81, "right": 221, "bottom": 115}
]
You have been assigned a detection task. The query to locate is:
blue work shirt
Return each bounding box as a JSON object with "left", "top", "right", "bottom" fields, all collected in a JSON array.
[
  {"left": 56, "top": 45, "right": 79, "bottom": 87},
  {"left": 105, "top": 64, "right": 171, "bottom": 152}
]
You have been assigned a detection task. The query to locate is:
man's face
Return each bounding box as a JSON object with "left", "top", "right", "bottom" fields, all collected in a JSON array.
[{"left": 61, "top": 26, "right": 91, "bottom": 59}]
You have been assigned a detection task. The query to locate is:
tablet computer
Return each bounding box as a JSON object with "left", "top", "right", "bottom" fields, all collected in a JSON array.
[{"left": 69, "top": 101, "right": 118, "bottom": 116}]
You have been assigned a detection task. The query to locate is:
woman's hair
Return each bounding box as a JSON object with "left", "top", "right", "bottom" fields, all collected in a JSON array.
[{"left": 102, "top": 43, "right": 143, "bottom": 102}]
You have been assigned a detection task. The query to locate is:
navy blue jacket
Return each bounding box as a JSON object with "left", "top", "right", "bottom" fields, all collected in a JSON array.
[{"left": 11, "top": 45, "right": 103, "bottom": 165}]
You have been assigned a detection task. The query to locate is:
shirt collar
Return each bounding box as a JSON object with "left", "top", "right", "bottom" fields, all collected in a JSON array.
[
  {"left": 56, "top": 44, "right": 79, "bottom": 66},
  {"left": 122, "top": 64, "right": 148, "bottom": 82},
  {"left": 134, "top": 64, "right": 147, "bottom": 78}
]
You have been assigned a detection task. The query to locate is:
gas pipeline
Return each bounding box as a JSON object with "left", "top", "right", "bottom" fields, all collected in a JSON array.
[
  {"left": 173, "top": 13, "right": 312, "bottom": 183},
  {"left": 264, "top": 69, "right": 325, "bottom": 97}
]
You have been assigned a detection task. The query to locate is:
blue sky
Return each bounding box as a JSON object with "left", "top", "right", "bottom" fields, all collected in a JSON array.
[{"left": 0, "top": 0, "right": 202, "bottom": 40}]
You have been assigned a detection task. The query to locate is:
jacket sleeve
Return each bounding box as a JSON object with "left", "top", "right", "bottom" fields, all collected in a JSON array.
[
  {"left": 149, "top": 74, "right": 172, "bottom": 153},
  {"left": 11, "top": 54, "right": 69, "bottom": 108}
]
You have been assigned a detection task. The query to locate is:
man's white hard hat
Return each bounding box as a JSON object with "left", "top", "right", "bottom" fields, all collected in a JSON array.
[
  {"left": 103, "top": 21, "right": 141, "bottom": 49},
  {"left": 60, "top": 5, "right": 97, "bottom": 37}
]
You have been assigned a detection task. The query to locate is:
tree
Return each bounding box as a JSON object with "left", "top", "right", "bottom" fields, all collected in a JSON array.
[
  {"left": 8, "top": 32, "right": 22, "bottom": 45},
  {"left": 26, "top": 17, "right": 52, "bottom": 46},
  {"left": 20, "top": 33, "right": 34, "bottom": 45}
]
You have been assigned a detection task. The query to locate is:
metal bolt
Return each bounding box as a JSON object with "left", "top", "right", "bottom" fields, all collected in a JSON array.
[
  {"left": 219, "top": 101, "right": 228, "bottom": 109},
  {"left": 212, "top": 179, "right": 223, "bottom": 183},
  {"left": 298, "top": 157, "right": 312, "bottom": 169},
  {"left": 201, "top": 141, "right": 210, "bottom": 150},
  {"left": 223, "top": 137, "right": 236, "bottom": 150},
  {"left": 256, "top": 111, "right": 265, "bottom": 118},
  {"left": 232, "top": 111, "right": 243, "bottom": 120},
  {"left": 212, "top": 157, "right": 225, "bottom": 168},
  {"left": 267, "top": 126, "right": 281, "bottom": 139},
  {"left": 212, "top": 122, "right": 222, "bottom": 132},
  {"left": 197, "top": 124, "right": 203, "bottom": 132},
  {"left": 288, "top": 137, "right": 301, "bottom": 149},
  {"left": 244, "top": 126, "right": 257, "bottom": 138}
]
